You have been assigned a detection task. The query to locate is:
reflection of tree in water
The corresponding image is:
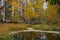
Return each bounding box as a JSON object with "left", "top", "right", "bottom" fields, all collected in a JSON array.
[
  {"left": 40, "top": 33, "right": 47, "bottom": 40},
  {"left": 47, "top": 33, "right": 60, "bottom": 40},
  {"left": 11, "top": 32, "right": 60, "bottom": 40},
  {"left": 33, "top": 33, "right": 47, "bottom": 40}
]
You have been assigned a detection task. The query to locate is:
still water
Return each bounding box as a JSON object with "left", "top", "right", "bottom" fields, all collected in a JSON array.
[{"left": 12, "top": 32, "right": 60, "bottom": 40}]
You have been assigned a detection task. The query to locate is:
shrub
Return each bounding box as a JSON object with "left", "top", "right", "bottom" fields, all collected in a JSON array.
[
  {"left": 32, "top": 24, "right": 53, "bottom": 31},
  {"left": 50, "top": 25, "right": 60, "bottom": 31}
]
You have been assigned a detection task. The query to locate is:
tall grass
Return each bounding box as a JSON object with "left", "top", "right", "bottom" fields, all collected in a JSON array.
[
  {"left": 0, "top": 23, "right": 28, "bottom": 32},
  {"left": 0, "top": 23, "right": 29, "bottom": 40}
]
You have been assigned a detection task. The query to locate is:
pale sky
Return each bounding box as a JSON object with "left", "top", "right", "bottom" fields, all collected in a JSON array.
[
  {"left": 0, "top": 0, "right": 4, "bottom": 6},
  {"left": 43, "top": 1, "right": 48, "bottom": 10}
]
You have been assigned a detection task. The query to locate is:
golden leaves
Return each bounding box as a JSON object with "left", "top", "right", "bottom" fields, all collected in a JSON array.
[
  {"left": 36, "top": 0, "right": 44, "bottom": 5},
  {"left": 5, "top": 0, "right": 8, "bottom": 1},
  {"left": 32, "top": 12, "right": 39, "bottom": 18},
  {"left": 24, "top": 0, "right": 44, "bottom": 20},
  {"left": 44, "top": 5, "right": 57, "bottom": 21},
  {"left": 12, "top": 0, "right": 18, "bottom": 6}
]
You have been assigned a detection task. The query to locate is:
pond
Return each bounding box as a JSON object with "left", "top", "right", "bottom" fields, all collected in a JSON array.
[{"left": 11, "top": 31, "right": 60, "bottom": 40}]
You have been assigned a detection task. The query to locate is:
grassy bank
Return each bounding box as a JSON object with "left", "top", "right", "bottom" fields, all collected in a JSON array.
[
  {"left": 0, "top": 23, "right": 60, "bottom": 40},
  {"left": 32, "top": 24, "right": 60, "bottom": 31},
  {"left": 0, "top": 23, "right": 29, "bottom": 40}
]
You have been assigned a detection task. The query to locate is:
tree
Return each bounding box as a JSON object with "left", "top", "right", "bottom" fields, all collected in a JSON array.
[
  {"left": 5, "top": 0, "right": 12, "bottom": 22},
  {"left": 5, "top": 0, "right": 23, "bottom": 22},
  {"left": 46, "top": 0, "right": 60, "bottom": 5},
  {"left": 23, "top": 0, "right": 44, "bottom": 23},
  {"left": 46, "top": 0, "right": 60, "bottom": 23},
  {"left": 44, "top": 5, "right": 57, "bottom": 24}
]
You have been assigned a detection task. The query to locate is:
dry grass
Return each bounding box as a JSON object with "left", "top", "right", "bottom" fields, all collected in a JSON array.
[{"left": 0, "top": 23, "right": 29, "bottom": 33}]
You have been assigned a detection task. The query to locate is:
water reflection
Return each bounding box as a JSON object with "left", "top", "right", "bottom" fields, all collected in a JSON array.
[
  {"left": 11, "top": 32, "right": 60, "bottom": 40},
  {"left": 40, "top": 33, "right": 47, "bottom": 40}
]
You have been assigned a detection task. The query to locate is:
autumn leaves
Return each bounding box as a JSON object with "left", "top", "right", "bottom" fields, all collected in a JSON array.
[{"left": 4, "top": 0, "right": 58, "bottom": 23}]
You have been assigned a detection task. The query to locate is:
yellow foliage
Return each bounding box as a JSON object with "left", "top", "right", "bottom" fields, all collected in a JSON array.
[
  {"left": 36, "top": 0, "right": 44, "bottom": 5},
  {"left": 12, "top": 13, "right": 20, "bottom": 22},
  {"left": 32, "top": 12, "right": 39, "bottom": 18},
  {"left": 24, "top": 0, "right": 43, "bottom": 20},
  {"left": 5, "top": 0, "right": 9, "bottom": 2},
  {"left": 44, "top": 5, "right": 57, "bottom": 21},
  {"left": 12, "top": 0, "right": 18, "bottom": 6},
  {"left": 24, "top": 14, "right": 31, "bottom": 20}
]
